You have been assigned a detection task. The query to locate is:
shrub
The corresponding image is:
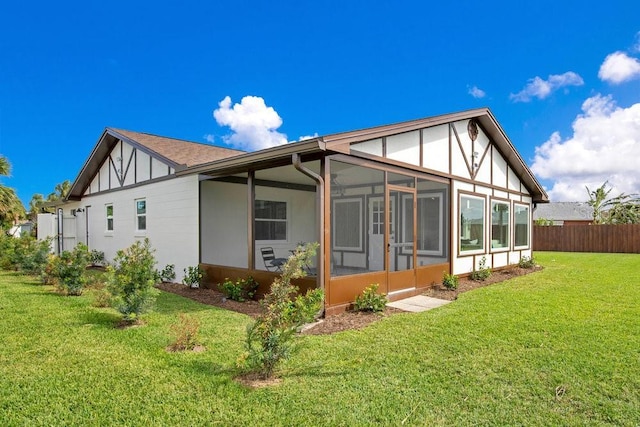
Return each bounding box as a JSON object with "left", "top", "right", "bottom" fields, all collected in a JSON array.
[
  {"left": 518, "top": 256, "right": 537, "bottom": 269},
  {"left": 106, "top": 238, "right": 159, "bottom": 322},
  {"left": 52, "top": 243, "right": 90, "bottom": 296},
  {"left": 242, "top": 242, "right": 323, "bottom": 379},
  {"left": 183, "top": 265, "right": 203, "bottom": 289},
  {"left": 0, "top": 234, "right": 52, "bottom": 276},
  {"left": 218, "top": 276, "right": 259, "bottom": 302},
  {"left": 442, "top": 272, "right": 459, "bottom": 290},
  {"left": 89, "top": 250, "right": 106, "bottom": 267},
  {"left": 158, "top": 264, "right": 176, "bottom": 282},
  {"left": 168, "top": 313, "right": 201, "bottom": 351},
  {"left": 470, "top": 256, "right": 492, "bottom": 281},
  {"left": 353, "top": 284, "right": 387, "bottom": 313}
]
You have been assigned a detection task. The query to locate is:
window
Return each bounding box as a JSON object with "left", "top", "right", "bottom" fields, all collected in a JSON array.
[
  {"left": 460, "top": 194, "right": 485, "bottom": 253},
  {"left": 514, "top": 203, "right": 530, "bottom": 248},
  {"left": 135, "top": 199, "right": 146, "bottom": 232},
  {"left": 255, "top": 200, "right": 287, "bottom": 241},
  {"left": 405, "top": 192, "right": 444, "bottom": 256},
  {"left": 332, "top": 198, "right": 363, "bottom": 251},
  {"left": 106, "top": 204, "right": 114, "bottom": 231},
  {"left": 491, "top": 200, "right": 510, "bottom": 250}
]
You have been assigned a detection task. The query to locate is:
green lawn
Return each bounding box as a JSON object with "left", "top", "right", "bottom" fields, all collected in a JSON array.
[{"left": 1, "top": 252, "right": 639, "bottom": 426}]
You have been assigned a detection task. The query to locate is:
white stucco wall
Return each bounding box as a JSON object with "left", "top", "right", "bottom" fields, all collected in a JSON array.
[
  {"left": 71, "top": 175, "right": 200, "bottom": 282},
  {"left": 200, "top": 180, "right": 317, "bottom": 270}
]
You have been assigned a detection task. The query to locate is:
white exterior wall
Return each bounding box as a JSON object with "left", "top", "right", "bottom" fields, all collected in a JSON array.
[
  {"left": 76, "top": 175, "right": 200, "bottom": 282},
  {"left": 200, "top": 180, "right": 317, "bottom": 270}
]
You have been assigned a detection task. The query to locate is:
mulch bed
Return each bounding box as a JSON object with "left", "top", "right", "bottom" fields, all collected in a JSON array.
[{"left": 156, "top": 265, "right": 542, "bottom": 335}]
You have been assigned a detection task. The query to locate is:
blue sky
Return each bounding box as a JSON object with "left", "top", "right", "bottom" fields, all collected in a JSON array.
[{"left": 1, "top": 0, "right": 639, "bottom": 206}]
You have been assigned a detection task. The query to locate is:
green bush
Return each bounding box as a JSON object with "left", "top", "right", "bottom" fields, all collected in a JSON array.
[
  {"left": 518, "top": 256, "right": 537, "bottom": 269},
  {"left": 442, "top": 272, "right": 459, "bottom": 290},
  {"left": 183, "top": 265, "right": 203, "bottom": 288},
  {"left": 158, "top": 264, "right": 176, "bottom": 282},
  {"left": 0, "top": 234, "right": 52, "bottom": 275},
  {"left": 470, "top": 256, "right": 492, "bottom": 281},
  {"left": 218, "top": 276, "right": 259, "bottom": 302},
  {"left": 106, "top": 238, "right": 159, "bottom": 322},
  {"left": 353, "top": 284, "right": 387, "bottom": 313},
  {"left": 89, "top": 250, "right": 106, "bottom": 267},
  {"left": 243, "top": 242, "right": 323, "bottom": 379},
  {"left": 52, "top": 243, "right": 90, "bottom": 295}
]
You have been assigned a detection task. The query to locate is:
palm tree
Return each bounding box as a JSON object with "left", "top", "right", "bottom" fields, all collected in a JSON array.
[
  {"left": 586, "top": 182, "right": 613, "bottom": 224},
  {"left": 586, "top": 181, "right": 640, "bottom": 224},
  {"left": 0, "top": 156, "right": 10, "bottom": 177},
  {"left": 47, "top": 179, "right": 71, "bottom": 202},
  {"left": 0, "top": 155, "right": 26, "bottom": 227},
  {"left": 28, "top": 193, "right": 46, "bottom": 221}
]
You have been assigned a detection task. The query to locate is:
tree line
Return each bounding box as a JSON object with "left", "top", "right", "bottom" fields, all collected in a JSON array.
[{"left": 0, "top": 154, "right": 70, "bottom": 230}]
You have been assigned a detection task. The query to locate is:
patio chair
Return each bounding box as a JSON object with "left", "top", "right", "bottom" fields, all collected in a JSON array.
[{"left": 260, "top": 247, "right": 287, "bottom": 272}]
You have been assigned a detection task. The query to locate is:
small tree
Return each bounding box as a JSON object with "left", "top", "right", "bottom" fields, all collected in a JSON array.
[
  {"left": 106, "top": 238, "right": 159, "bottom": 323},
  {"left": 242, "top": 242, "right": 323, "bottom": 379},
  {"left": 52, "top": 243, "right": 90, "bottom": 295}
]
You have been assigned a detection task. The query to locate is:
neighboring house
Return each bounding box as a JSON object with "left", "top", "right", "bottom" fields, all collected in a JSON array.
[
  {"left": 41, "top": 108, "right": 548, "bottom": 315},
  {"left": 8, "top": 221, "right": 32, "bottom": 237},
  {"left": 533, "top": 202, "right": 593, "bottom": 226}
]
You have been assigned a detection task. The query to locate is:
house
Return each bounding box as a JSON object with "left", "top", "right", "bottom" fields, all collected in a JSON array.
[
  {"left": 41, "top": 108, "right": 548, "bottom": 315},
  {"left": 533, "top": 202, "right": 593, "bottom": 226}
]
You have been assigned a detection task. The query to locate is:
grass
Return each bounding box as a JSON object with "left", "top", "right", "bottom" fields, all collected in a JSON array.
[{"left": 1, "top": 252, "right": 639, "bottom": 425}]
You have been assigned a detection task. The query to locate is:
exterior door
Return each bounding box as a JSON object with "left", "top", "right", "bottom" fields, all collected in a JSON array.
[
  {"left": 368, "top": 196, "right": 394, "bottom": 271},
  {"left": 387, "top": 186, "right": 416, "bottom": 294}
]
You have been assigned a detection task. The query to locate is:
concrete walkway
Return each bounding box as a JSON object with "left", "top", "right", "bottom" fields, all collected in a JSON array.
[{"left": 387, "top": 295, "right": 452, "bottom": 313}]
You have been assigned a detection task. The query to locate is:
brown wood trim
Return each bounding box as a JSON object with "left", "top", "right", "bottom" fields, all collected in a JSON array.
[
  {"left": 323, "top": 159, "right": 332, "bottom": 305},
  {"left": 247, "top": 171, "right": 255, "bottom": 270},
  {"left": 457, "top": 190, "right": 488, "bottom": 258},
  {"left": 451, "top": 122, "right": 474, "bottom": 178}
]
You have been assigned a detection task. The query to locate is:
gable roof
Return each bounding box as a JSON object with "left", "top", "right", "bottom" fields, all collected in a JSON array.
[
  {"left": 183, "top": 108, "right": 549, "bottom": 203},
  {"left": 68, "top": 128, "right": 244, "bottom": 200}
]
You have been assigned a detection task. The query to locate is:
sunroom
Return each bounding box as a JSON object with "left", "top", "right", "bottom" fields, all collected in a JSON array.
[{"left": 187, "top": 108, "right": 547, "bottom": 315}]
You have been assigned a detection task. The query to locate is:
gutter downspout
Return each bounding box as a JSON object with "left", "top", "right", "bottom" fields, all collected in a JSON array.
[{"left": 292, "top": 152, "right": 325, "bottom": 315}]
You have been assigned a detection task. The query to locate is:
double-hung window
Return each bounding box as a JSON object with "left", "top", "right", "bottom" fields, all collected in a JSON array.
[
  {"left": 135, "top": 199, "right": 146, "bottom": 232},
  {"left": 514, "top": 203, "right": 530, "bottom": 248},
  {"left": 491, "top": 200, "right": 510, "bottom": 250},
  {"left": 255, "top": 200, "right": 287, "bottom": 241},
  {"left": 106, "top": 204, "right": 114, "bottom": 231}
]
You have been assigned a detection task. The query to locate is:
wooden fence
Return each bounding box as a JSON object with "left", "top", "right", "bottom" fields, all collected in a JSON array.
[{"left": 533, "top": 224, "right": 640, "bottom": 253}]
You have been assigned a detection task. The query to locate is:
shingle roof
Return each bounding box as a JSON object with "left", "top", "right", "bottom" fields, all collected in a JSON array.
[
  {"left": 68, "top": 128, "right": 244, "bottom": 199},
  {"left": 110, "top": 128, "right": 244, "bottom": 167},
  {"left": 533, "top": 202, "right": 593, "bottom": 221}
]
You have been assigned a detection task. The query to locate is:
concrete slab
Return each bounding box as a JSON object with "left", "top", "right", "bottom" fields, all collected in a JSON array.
[{"left": 387, "top": 295, "right": 452, "bottom": 313}]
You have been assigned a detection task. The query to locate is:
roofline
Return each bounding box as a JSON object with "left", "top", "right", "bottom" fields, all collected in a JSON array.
[
  {"left": 107, "top": 128, "right": 182, "bottom": 170},
  {"left": 177, "top": 138, "right": 327, "bottom": 177},
  {"left": 322, "top": 107, "right": 491, "bottom": 145}
]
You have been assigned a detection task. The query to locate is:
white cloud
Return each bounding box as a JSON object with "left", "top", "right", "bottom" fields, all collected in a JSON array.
[
  {"left": 298, "top": 133, "right": 319, "bottom": 141},
  {"left": 203, "top": 134, "right": 215, "bottom": 143},
  {"left": 598, "top": 51, "right": 640, "bottom": 84},
  {"left": 531, "top": 94, "right": 640, "bottom": 201},
  {"left": 468, "top": 85, "right": 486, "bottom": 99},
  {"left": 510, "top": 71, "right": 584, "bottom": 102},
  {"left": 213, "top": 96, "right": 288, "bottom": 151}
]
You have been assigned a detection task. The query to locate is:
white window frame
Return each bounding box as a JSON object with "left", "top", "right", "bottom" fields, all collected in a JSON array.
[
  {"left": 135, "top": 199, "right": 146, "bottom": 233},
  {"left": 332, "top": 197, "right": 363, "bottom": 251},
  {"left": 105, "top": 203, "right": 114, "bottom": 232},
  {"left": 513, "top": 202, "right": 531, "bottom": 250},
  {"left": 490, "top": 199, "right": 510, "bottom": 252},
  {"left": 255, "top": 199, "right": 288, "bottom": 242}
]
